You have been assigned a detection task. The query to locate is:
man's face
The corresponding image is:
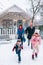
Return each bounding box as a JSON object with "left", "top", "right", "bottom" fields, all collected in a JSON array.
[{"left": 30, "top": 22, "right": 33, "bottom": 27}]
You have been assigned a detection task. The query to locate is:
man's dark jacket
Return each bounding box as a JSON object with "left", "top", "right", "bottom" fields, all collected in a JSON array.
[{"left": 25, "top": 26, "right": 35, "bottom": 39}]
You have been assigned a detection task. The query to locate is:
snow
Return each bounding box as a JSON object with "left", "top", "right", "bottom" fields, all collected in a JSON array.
[{"left": 0, "top": 38, "right": 43, "bottom": 65}]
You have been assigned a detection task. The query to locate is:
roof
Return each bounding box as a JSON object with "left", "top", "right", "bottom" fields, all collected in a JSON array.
[
  {"left": 7, "top": 5, "right": 25, "bottom": 12},
  {"left": 0, "top": 5, "right": 29, "bottom": 18},
  {"left": 0, "top": 5, "right": 30, "bottom": 21}
]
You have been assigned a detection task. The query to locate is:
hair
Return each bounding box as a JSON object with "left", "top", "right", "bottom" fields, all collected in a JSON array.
[
  {"left": 35, "top": 33, "right": 38, "bottom": 35},
  {"left": 19, "top": 24, "right": 22, "bottom": 26}
]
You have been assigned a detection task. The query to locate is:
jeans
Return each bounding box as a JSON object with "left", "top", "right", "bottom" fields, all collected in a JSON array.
[
  {"left": 28, "top": 39, "right": 33, "bottom": 49},
  {"left": 18, "top": 50, "right": 21, "bottom": 62},
  {"left": 31, "top": 43, "right": 33, "bottom": 49},
  {"left": 21, "top": 41, "right": 23, "bottom": 46},
  {"left": 28, "top": 39, "right": 30, "bottom": 46}
]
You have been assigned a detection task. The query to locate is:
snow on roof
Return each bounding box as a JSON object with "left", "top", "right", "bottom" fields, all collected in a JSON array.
[
  {"left": 7, "top": 5, "right": 25, "bottom": 12},
  {"left": 0, "top": 4, "right": 29, "bottom": 18}
]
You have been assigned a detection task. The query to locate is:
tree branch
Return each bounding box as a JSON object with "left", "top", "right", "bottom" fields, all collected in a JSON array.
[
  {"left": 34, "top": 6, "right": 40, "bottom": 16},
  {"left": 34, "top": 0, "right": 41, "bottom": 14},
  {"left": 30, "top": 0, "right": 34, "bottom": 16}
]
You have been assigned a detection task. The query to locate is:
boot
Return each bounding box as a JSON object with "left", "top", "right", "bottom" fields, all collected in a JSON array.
[
  {"left": 18, "top": 61, "right": 21, "bottom": 63},
  {"left": 28, "top": 43, "right": 30, "bottom": 46},
  {"left": 32, "top": 54, "right": 34, "bottom": 60},
  {"left": 35, "top": 53, "right": 37, "bottom": 58}
]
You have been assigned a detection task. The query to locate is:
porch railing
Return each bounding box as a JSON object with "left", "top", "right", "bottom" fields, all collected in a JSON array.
[
  {"left": 0, "top": 28, "right": 16, "bottom": 40},
  {"left": 0, "top": 28, "right": 16, "bottom": 35}
]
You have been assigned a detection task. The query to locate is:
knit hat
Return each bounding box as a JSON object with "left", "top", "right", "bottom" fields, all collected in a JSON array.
[
  {"left": 34, "top": 29, "right": 40, "bottom": 34},
  {"left": 17, "top": 39, "right": 21, "bottom": 42}
]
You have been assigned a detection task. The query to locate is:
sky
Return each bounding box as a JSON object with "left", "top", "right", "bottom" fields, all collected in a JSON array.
[
  {"left": 0, "top": 0, "right": 43, "bottom": 20},
  {"left": 0, "top": 0, "right": 43, "bottom": 13},
  {"left": 0, "top": 0, "right": 27, "bottom": 13}
]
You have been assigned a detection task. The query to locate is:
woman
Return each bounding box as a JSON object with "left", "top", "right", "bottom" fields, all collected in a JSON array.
[{"left": 17, "top": 25, "right": 25, "bottom": 46}]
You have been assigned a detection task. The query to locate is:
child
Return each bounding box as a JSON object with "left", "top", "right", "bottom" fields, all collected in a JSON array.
[
  {"left": 12, "top": 39, "right": 23, "bottom": 63},
  {"left": 31, "top": 29, "right": 41, "bottom": 60}
]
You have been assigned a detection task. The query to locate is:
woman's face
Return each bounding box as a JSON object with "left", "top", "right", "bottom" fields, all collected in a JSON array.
[{"left": 19, "top": 25, "right": 22, "bottom": 29}]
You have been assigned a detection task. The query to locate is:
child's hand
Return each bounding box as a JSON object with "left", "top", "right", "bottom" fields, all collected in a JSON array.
[
  {"left": 21, "top": 46, "right": 23, "bottom": 49},
  {"left": 12, "top": 48, "right": 14, "bottom": 51},
  {"left": 12, "top": 46, "right": 16, "bottom": 52}
]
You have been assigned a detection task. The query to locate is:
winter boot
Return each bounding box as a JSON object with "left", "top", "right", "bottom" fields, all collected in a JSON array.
[
  {"left": 32, "top": 54, "right": 34, "bottom": 60},
  {"left": 35, "top": 53, "right": 37, "bottom": 58},
  {"left": 18, "top": 61, "right": 21, "bottom": 63}
]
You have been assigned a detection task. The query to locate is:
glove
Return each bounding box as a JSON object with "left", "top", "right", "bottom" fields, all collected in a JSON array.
[
  {"left": 12, "top": 46, "right": 16, "bottom": 51},
  {"left": 21, "top": 46, "right": 23, "bottom": 49}
]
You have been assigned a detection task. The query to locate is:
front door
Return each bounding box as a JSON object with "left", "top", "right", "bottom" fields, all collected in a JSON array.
[{"left": 17, "top": 20, "right": 22, "bottom": 28}]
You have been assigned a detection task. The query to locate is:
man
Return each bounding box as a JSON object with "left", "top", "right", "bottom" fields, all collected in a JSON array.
[{"left": 25, "top": 21, "right": 35, "bottom": 48}]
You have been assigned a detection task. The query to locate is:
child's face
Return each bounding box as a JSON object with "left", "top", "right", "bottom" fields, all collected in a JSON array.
[
  {"left": 30, "top": 22, "right": 33, "bottom": 27},
  {"left": 35, "top": 33, "right": 38, "bottom": 36},
  {"left": 17, "top": 41, "right": 21, "bottom": 45},
  {"left": 17, "top": 42, "right": 20, "bottom": 44}
]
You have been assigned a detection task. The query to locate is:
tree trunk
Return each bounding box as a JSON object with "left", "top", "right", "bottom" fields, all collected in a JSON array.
[{"left": 32, "top": 16, "right": 34, "bottom": 23}]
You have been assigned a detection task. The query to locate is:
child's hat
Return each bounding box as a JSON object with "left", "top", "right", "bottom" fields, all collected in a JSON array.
[
  {"left": 17, "top": 39, "right": 21, "bottom": 42},
  {"left": 35, "top": 29, "right": 40, "bottom": 34}
]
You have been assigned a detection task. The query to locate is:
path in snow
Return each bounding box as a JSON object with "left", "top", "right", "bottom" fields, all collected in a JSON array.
[{"left": 0, "top": 39, "right": 43, "bottom": 65}]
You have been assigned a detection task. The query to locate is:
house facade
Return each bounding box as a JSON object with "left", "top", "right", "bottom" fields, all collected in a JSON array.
[{"left": 0, "top": 5, "right": 30, "bottom": 36}]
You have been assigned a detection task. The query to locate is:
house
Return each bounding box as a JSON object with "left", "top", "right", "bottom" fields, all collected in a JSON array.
[
  {"left": 0, "top": 5, "right": 30, "bottom": 40},
  {"left": 0, "top": 5, "right": 30, "bottom": 35}
]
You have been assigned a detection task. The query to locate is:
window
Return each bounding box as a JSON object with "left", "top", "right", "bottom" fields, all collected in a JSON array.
[{"left": 2, "top": 19, "right": 13, "bottom": 28}]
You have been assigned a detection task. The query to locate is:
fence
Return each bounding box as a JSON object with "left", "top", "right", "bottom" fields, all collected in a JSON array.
[
  {"left": 0, "top": 28, "right": 17, "bottom": 40},
  {"left": 0, "top": 28, "right": 16, "bottom": 35}
]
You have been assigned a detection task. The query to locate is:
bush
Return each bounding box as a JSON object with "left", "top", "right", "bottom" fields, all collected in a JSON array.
[{"left": 39, "top": 25, "right": 43, "bottom": 31}]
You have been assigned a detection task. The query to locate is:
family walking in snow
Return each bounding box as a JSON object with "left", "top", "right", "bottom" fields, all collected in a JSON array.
[{"left": 12, "top": 21, "right": 41, "bottom": 63}]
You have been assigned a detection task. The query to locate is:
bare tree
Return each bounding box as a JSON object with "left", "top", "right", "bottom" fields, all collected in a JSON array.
[{"left": 27, "top": 0, "right": 41, "bottom": 22}]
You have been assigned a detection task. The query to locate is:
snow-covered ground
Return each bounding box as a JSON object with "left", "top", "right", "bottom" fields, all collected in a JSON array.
[{"left": 0, "top": 38, "right": 43, "bottom": 65}]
